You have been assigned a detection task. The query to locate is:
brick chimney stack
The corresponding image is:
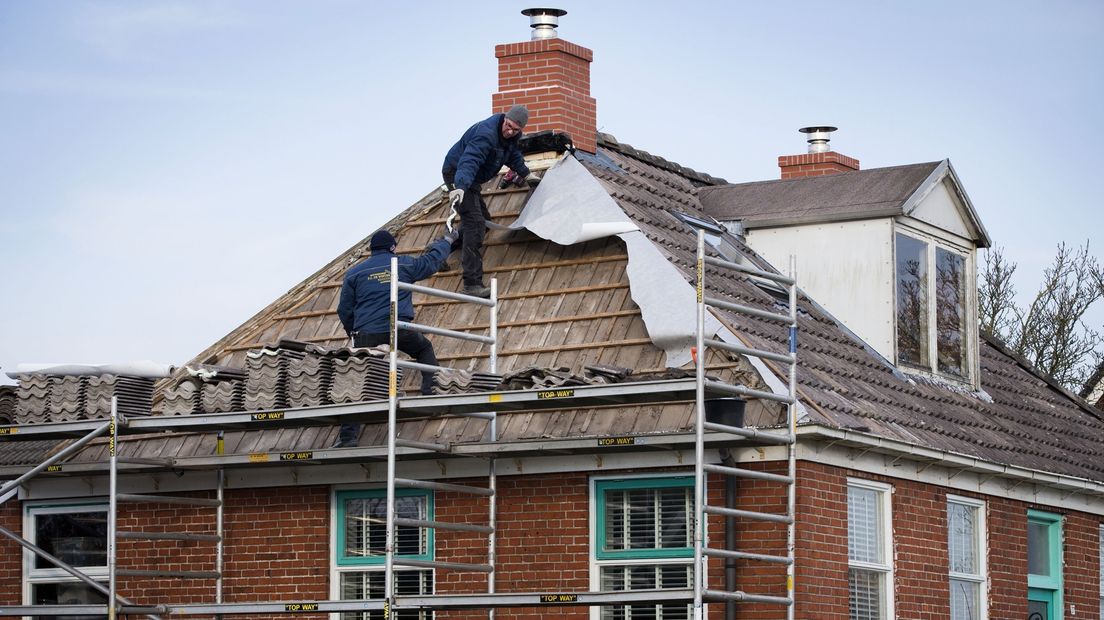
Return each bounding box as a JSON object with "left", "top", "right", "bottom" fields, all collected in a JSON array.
[
  {"left": 492, "top": 9, "right": 598, "bottom": 153},
  {"left": 778, "top": 126, "right": 860, "bottom": 179}
]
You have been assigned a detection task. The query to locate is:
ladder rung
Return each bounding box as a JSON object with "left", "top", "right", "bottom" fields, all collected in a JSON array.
[
  {"left": 395, "top": 438, "right": 449, "bottom": 452},
  {"left": 703, "top": 505, "right": 793, "bottom": 524},
  {"left": 116, "top": 569, "right": 220, "bottom": 579},
  {"left": 703, "top": 421, "right": 794, "bottom": 445},
  {"left": 702, "top": 463, "right": 793, "bottom": 484},
  {"left": 398, "top": 321, "right": 495, "bottom": 345},
  {"left": 393, "top": 558, "right": 494, "bottom": 573},
  {"left": 116, "top": 493, "right": 221, "bottom": 507},
  {"left": 117, "top": 531, "right": 221, "bottom": 542},
  {"left": 704, "top": 379, "right": 795, "bottom": 404},
  {"left": 703, "top": 589, "right": 793, "bottom": 606},
  {"left": 704, "top": 338, "right": 794, "bottom": 365},
  {"left": 704, "top": 295, "right": 791, "bottom": 324},
  {"left": 395, "top": 478, "right": 494, "bottom": 496},
  {"left": 398, "top": 281, "right": 496, "bottom": 307},
  {"left": 394, "top": 517, "right": 494, "bottom": 534},
  {"left": 703, "top": 547, "right": 793, "bottom": 565},
  {"left": 704, "top": 255, "right": 796, "bottom": 286}
]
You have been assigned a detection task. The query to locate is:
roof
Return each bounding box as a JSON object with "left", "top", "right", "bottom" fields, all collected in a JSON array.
[
  {"left": 697, "top": 160, "right": 993, "bottom": 247},
  {"left": 8, "top": 136, "right": 1102, "bottom": 484}
]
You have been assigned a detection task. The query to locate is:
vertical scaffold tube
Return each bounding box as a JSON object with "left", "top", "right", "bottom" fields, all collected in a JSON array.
[
  {"left": 786, "top": 255, "right": 798, "bottom": 620},
  {"left": 693, "top": 230, "right": 707, "bottom": 620},
  {"left": 107, "top": 396, "right": 119, "bottom": 620},
  {"left": 488, "top": 277, "right": 498, "bottom": 620},
  {"left": 384, "top": 256, "right": 399, "bottom": 612}
]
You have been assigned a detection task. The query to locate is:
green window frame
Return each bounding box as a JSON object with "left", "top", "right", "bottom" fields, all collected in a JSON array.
[
  {"left": 595, "top": 476, "right": 694, "bottom": 561},
  {"left": 336, "top": 489, "right": 434, "bottom": 566},
  {"left": 1027, "top": 509, "right": 1063, "bottom": 620}
]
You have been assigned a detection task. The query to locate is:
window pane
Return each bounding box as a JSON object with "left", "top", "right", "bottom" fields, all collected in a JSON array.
[
  {"left": 848, "top": 487, "right": 882, "bottom": 564},
  {"left": 948, "top": 502, "right": 978, "bottom": 574},
  {"left": 34, "top": 511, "right": 107, "bottom": 569},
  {"left": 340, "top": 570, "right": 432, "bottom": 620},
  {"left": 896, "top": 234, "right": 929, "bottom": 367},
  {"left": 31, "top": 582, "right": 107, "bottom": 619},
  {"left": 849, "top": 568, "right": 884, "bottom": 620},
  {"left": 1027, "top": 521, "right": 1051, "bottom": 576},
  {"left": 344, "top": 495, "right": 427, "bottom": 559},
  {"left": 936, "top": 248, "right": 968, "bottom": 377},
  {"left": 600, "top": 564, "right": 691, "bottom": 619},
  {"left": 949, "top": 578, "right": 979, "bottom": 620},
  {"left": 604, "top": 487, "right": 691, "bottom": 553}
]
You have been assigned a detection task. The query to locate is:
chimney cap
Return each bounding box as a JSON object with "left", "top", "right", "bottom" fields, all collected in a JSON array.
[
  {"left": 798, "top": 126, "right": 838, "bottom": 154},
  {"left": 521, "top": 8, "right": 567, "bottom": 40}
]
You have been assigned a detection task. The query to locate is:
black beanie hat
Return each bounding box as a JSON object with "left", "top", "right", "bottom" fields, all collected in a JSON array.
[{"left": 370, "top": 229, "right": 396, "bottom": 251}]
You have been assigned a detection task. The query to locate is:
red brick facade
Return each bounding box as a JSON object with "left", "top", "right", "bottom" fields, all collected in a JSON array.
[
  {"left": 493, "top": 38, "right": 598, "bottom": 154},
  {"left": 778, "top": 151, "right": 861, "bottom": 179},
  {"left": 4, "top": 464, "right": 1102, "bottom": 619}
]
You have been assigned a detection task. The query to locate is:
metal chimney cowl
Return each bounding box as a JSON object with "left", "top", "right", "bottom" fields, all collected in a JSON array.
[
  {"left": 522, "top": 8, "right": 567, "bottom": 40},
  {"left": 799, "top": 126, "right": 838, "bottom": 154}
]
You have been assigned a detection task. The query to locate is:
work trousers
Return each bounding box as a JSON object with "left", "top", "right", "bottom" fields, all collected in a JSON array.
[
  {"left": 336, "top": 330, "right": 439, "bottom": 446},
  {"left": 443, "top": 170, "right": 490, "bottom": 287}
]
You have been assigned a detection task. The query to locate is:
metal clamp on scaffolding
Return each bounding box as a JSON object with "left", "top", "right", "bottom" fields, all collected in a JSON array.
[
  {"left": 384, "top": 257, "right": 500, "bottom": 613},
  {"left": 692, "top": 230, "right": 799, "bottom": 619}
]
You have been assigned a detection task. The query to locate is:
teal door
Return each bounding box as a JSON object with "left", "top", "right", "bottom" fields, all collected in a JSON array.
[{"left": 1028, "top": 587, "right": 1053, "bottom": 620}]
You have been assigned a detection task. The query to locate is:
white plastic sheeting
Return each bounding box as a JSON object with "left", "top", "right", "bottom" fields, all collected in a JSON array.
[{"left": 7, "top": 361, "right": 174, "bottom": 379}]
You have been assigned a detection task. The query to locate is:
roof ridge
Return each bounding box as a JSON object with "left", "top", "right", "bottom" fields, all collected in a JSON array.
[{"left": 597, "top": 132, "right": 728, "bottom": 186}]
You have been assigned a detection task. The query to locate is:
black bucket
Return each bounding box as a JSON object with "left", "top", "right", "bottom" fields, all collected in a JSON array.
[{"left": 705, "top": 398, "right": 746, "bottom": 427}]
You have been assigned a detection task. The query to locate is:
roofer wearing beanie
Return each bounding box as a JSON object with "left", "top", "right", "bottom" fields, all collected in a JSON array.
[
  {"left": 333, "top": 228, "right": 457, "bottom": 447},
  {"left": 442, "top": 104, "right": 540, "bottom": 298}
]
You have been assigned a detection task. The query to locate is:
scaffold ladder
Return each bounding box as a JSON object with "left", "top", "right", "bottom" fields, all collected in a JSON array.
[
  {"left": 693, "top": 230, "right": 799, "bottom": 619},
  {"left": 384, "top": 256, "right": 500, "bottom": 613}
]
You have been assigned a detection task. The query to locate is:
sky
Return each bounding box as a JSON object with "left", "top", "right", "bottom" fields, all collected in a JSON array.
[{"left": 1, "top": 0, "right": 1101, "bottom": 385}]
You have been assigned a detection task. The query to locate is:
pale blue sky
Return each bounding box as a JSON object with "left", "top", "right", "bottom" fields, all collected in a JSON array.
[{"left": 1, "top": 1, "right": 1101, "bottom": 384}]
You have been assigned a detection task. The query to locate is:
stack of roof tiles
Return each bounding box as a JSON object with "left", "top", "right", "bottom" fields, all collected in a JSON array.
[
  {"left": 0, "top": 385, "right": 17, "bottom": 425},
  {"left": 85, "top": 375, "right": 156, "bottom": 418},
  {"left": 48, "top": 376, "right": 86, "bottom": 421},
  {"left": 15, "top": 375, "right": 53, "bottom": 424},
  {"left": 158, "top": 366, "right": 247, "bottom": 415},
  {"left": 329, "top": 345, "right": 399, "bottom": 403},
  {"left": 498, "top": 365, "right": 633, "bottom": 391},
  {"left": 243, "top": 346, "right": 307, "bottom": 410},
  {"left": 430, "top": 368, "right": 503, "bottom": 395},
  {"left": 286, "top": 344, "right": 336, "bottom": 408}
]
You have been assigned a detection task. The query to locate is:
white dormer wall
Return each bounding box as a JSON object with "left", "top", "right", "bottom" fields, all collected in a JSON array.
[{"left": 731, "top": 176, "right": 981, "bottom": 383}]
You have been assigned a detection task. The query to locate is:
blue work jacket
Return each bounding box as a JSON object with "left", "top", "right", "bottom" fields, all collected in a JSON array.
[
  {"left": 443, "top": 113, "right": 530, "bottom": 190},
  {"left": 337, "top": 238, "right": 450, "bottom": 335}
]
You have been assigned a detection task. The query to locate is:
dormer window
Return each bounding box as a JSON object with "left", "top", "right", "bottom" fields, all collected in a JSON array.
[{"left": 895, "top": 229, "right": 973, "bottom": 382}]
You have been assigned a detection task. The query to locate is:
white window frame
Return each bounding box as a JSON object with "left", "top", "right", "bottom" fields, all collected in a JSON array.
[
  {"left": 892, "top": 224, "right": 978, "bottom": 386},
  {"left": 589, "top": 472, "right": 696, "bottom": 620},
  {"left": 847, "top": 478, "right": 894, "bottom": 620},
  {"left": 947, "top": 494, "right": 987, "bottom": 620},
  {"left": 22, "top": 500, "right": 110, "bottom": 608}
]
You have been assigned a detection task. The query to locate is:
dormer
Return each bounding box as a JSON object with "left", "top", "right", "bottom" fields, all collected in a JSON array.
[{"left": 700, "top": 128, "right": 991, "bottom": 387}]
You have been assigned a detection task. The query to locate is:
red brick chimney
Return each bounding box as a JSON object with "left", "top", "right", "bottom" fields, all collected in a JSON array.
[
  {"left": 492, "top": 9, "right": 597, "bottom": 153},
  {"left": 778, "top": 126, "right": 860, "bottom": 179}
]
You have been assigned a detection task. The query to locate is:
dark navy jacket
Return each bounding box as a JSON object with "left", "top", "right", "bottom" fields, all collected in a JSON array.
[
  {"left": 337, "top": 238, "right": 451, "bottom": 335},
  {"left": 443, "top": 113, "right": 530, "bottom": 190}
]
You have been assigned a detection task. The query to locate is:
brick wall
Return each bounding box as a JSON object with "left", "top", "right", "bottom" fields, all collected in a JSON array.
[
  {"left": 778, "top": 152, "right": 860, "bottom": 179},
  {"left": 493, "top": 38, "right": 598, "bottom": 154},
  {"left": 0, "top": 498, "right": 21, "bottom": 606}
]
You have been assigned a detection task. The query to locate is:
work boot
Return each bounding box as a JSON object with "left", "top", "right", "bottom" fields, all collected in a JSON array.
[{"left": 463, "top": 284, "right": 492, "bottom": 299}]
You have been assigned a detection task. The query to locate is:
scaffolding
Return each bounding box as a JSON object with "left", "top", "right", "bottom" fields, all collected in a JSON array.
[{"left": 0, "top": 243, "right": 800, "bottom": 618}]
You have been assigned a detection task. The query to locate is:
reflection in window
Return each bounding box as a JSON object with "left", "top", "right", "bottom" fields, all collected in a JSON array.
[
  {"left": 895, "top": 234, "right": 929, "bottom": 367},
  {"left": 936, "top": 248, "right": 967, "bottom": 377},
  {"left": 344, "top": 495, "right": 428, "bottom": 559}
]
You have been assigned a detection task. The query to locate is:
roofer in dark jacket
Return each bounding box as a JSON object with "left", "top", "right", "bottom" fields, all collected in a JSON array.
[
  {"left": 333, "top": 228, "right": 456, "bottom": 447},
  {"left": 442, "top": 104, "right": 540, "bottom": 298}
]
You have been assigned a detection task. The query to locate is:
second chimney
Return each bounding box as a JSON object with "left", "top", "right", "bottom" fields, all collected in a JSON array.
[
  {"left": 492, "top": 9, "right": 598, "bottom": 153},
  {"left": 778, "top": 126, "right": 860, "bottom": 179}
]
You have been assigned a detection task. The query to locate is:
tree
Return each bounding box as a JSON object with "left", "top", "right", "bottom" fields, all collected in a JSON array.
[{"left": 978, "top": 242, "right": 1104, "bottom": 391}]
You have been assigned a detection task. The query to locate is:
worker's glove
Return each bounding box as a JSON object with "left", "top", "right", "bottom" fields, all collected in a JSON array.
[
  {"left": 525, "top": 172, "right": 541, "bottom": 187},
  {"left": 443, "top": 230, "right": 459, "bottom": 245},
  {"left": 499, "top": 170, "right": 525, "bottom": 189},
  {"left": 448, "top": 188, "right": 464, "bottom": 207}
]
